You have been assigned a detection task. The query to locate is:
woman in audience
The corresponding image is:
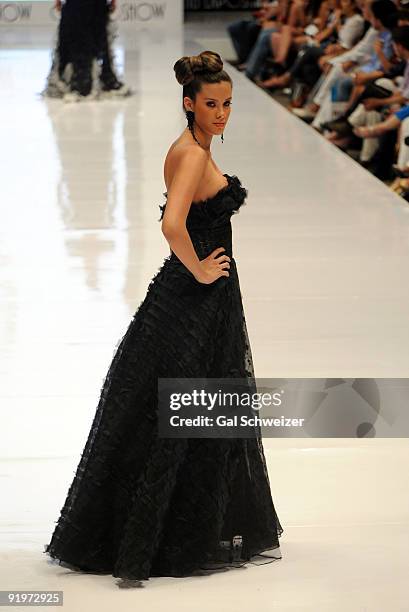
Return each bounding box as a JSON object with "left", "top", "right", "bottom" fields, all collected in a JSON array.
[
  {"left": 262, "top": 0, "right": 336, "bottom": 73},
  {"left": 243, "top": 0, "right": 324, "bottom": 81},
  {"left": 258, "top": 0, "right": 364, "bottom": 94},
  {"left": 227, "top": 1, "right": 283, "bottom": 67}
]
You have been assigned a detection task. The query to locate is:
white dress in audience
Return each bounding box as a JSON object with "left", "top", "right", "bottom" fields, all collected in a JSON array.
[
  {"left": 311, "top": 27, "right": 378, "bottom": 128},
  {"left": 338, "top": 13, "right": 365, "bottom": 50},
  {"left": 329, "top": 26, "right": 378, "bottom": 65}
]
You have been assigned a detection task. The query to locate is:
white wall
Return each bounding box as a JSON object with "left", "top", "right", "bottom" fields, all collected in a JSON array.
[{"left": 0, "top": 0, "right": 182, "bottom": 30}]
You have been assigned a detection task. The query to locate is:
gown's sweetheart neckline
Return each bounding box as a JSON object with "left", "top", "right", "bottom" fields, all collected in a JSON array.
[
  {"left": 163, "top": 173, "right": 233, "bottom": 207},
  {"left": 191, "top": 173, "right": 230, "bottom": 206}
]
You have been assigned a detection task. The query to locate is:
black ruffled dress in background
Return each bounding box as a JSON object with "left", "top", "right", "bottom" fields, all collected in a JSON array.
[
  {"left": 42, "top": 0, "right": 131, "bottom": 100},
  {"left": 44, "top": 173, "right": 283, "bottom": 587}
]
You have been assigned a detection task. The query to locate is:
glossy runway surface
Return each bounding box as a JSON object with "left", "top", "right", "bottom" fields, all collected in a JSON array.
[{"left": 1, "top": 13, "right": 408, "bottom": 612}]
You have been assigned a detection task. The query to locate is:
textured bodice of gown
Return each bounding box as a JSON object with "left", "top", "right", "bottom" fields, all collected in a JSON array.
[
  {"left": 156, "top": 173, "right": 254, "bottom": 379},
  {"left": 161, "top": 172, "right": 239, "bottom": 269}
]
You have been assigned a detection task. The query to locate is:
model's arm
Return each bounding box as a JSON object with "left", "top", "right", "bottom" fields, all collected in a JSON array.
[{"left": 161, "top": 147, "right": 231, "bottom": 285}]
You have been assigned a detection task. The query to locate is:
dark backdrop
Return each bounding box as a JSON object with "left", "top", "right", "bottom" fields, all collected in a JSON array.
[{"left": 185, "top": 0, "right": 261, "bottom": 10}]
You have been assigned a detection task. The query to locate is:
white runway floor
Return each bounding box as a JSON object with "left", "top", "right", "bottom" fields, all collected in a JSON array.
[{"left": 1, "top": 13, "right": 409, "bottom": 612}]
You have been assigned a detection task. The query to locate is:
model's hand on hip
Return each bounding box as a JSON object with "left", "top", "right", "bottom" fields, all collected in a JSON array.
[{"left": 196, "top": 247, "right": 231, "bottom": 284}]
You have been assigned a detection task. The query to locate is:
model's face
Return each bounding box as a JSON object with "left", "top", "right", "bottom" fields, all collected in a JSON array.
[{"left": 184, "top": 81, "right": 232, "bottom": 137}]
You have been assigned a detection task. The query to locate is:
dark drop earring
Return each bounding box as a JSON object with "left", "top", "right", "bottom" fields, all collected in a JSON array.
[
  {"left": 185, "top": 110, "right": 201, "bottom": 147},
  {"left": 221, "top": 132, "right": 224, "bottom": 143}
]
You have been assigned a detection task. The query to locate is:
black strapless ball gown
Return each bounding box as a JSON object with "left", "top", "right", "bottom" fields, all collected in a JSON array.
[{"left": 43, "top": 173, "right": 284, "bottom": 587}]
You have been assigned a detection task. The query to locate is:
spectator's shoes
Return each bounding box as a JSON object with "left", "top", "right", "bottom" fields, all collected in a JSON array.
[
  {"left": 292, "top": 107, "right": 317, "bottom": 121},
  {"left": 390, "top": 178, "right": 409, "bottom": 202},
  {"left": 320, "top": 117, "right": 350, "bottom": 132},
  {"left": 265, "top": 60, "right": 287, "bottom": 77},
  {"left": 392, "top": 165, "right": 409, "bottom": 179},
  {"left": 323, "top": 120, "right": 353, "bottom": 137}
]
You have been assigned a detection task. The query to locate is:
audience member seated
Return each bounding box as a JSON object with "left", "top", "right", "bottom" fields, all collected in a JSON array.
[
  {"left": 239, "top": 0, "right": 324, "bottom": 82},
  {"left": 326, "top": 26, "right": 409, "bottom": 165},
  {"left": 258, "top": 0, "right": 365, "bottom": 109},
  {"left": 225, "top": 0, "right": 409, "bottom": 199}
]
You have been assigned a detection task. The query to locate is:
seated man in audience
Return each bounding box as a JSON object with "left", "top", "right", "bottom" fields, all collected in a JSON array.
[
  {"left": 325, "top": 25, "right": 409, "bottom": 160},
  {"left": 354, "top": 104, "right": 409, "bottom": 197}
]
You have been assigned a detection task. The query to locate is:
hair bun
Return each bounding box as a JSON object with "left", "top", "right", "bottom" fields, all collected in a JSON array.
[{"left": 174, "top": 50, "right": 223, "bottom": 86}]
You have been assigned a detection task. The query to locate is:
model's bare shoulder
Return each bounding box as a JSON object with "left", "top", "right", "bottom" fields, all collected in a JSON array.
[
  {"left": 164, "top": 141, "right": 209, "bottom": 190},
  {"left": 161, "top": 144, "right": 208, "bottom": 234},
  {"left": 171, "top": 144, "right": 207, "bottom": 187},
  {"left": 172, "top": 141, "right": 208, "bottom": 163},
  {"left": 179, "top": 143, "right": 208, "bottom": 163},
  {"left": 164, "top": 142, "right": 207, "bottom": 190}
]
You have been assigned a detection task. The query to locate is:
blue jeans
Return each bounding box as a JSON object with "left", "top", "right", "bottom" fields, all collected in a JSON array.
[
  {"left": 244, "top": 27, "right": 278, "bottom": 79},
  {"left": 227, "top": 19, "right": 262, "bottom": 64},
  {"left": 330, "top": 75, "right": 353, "bottom": 102}
]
